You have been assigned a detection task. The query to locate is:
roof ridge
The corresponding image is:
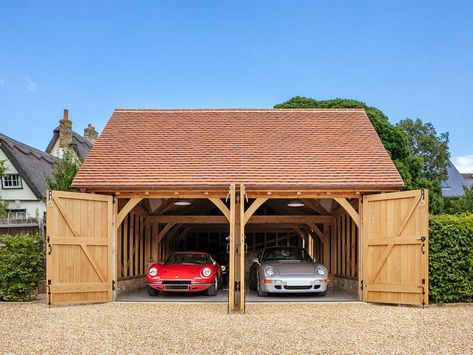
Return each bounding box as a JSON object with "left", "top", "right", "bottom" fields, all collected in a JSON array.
[
  {"left": 114, "top": 108, "right": 366, "bottom": 112},
  {"left": 0, "top": 133, "right": 56, "bottom": 162}
]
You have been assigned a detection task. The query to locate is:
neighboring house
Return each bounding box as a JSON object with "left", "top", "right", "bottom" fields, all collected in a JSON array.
[
  {"left": 45, "top": 109, "right": 98, "bottom": 161},
  {"left": 441, "top": 160, "right": 473, "bottom": 197},
  {"left": 462, "top": 173, "right": 473, "bottom": 181},
  {"left": 0, "top": 110, "right": 98, "bottom": 219},
  {"left": 0, "top": 133, "right": 56, "bottom": 218}
]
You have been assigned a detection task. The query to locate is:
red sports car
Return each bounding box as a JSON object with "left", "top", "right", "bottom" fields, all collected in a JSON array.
[{"left": 146, "top": 251, "right": 222, "bottom": 296}]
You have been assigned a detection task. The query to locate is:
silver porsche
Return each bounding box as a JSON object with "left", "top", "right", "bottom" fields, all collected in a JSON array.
[{"left": 249, "top": 246, "right": 329, "bottom": 296}]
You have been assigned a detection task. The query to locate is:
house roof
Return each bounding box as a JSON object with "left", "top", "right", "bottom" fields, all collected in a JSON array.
[
  {"left": 0, "top": 133, "right": 57, "bottom": 199},
  {"left": 45, "top": 128, "right": 93, "bottom": 161},
  {"left": 72, "top": 108, "right": 405, "bottom": 191},
  {"left": 442, "top": 161, "right": 473, "bottom": 197}
]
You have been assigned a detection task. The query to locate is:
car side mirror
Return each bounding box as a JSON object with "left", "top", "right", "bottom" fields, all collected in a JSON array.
[{"left": 252, "top": 258, "right": 260, "bottom": 265}]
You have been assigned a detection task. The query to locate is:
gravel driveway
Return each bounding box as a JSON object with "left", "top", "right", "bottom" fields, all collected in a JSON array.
[{"left": 0, "top": 302, "right": 472, "bottom": 354}]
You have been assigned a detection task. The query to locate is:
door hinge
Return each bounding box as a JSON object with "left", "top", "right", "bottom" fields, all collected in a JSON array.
[
  {"left": 47, "top": 279, "right": 52, "bottom": 306},
  {"left": 112, "top": 280, "right": 116, "bottom": 291},
  {"left": 360, "top": 280, "right": 364, "bottom": 291},
  {"left": 421, "top": 286, "right": 425, "bottom": 308},
  {"left": 46, "top": 236, "right": 52, "bottom": 255}
]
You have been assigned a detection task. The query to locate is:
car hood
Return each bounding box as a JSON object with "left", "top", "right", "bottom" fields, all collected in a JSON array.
[
  {"left": 159, "top": 264, "right": 208, "bottom": 279},
  {"left": 261, "top": 260, "right": 318, "bottom": 276}
]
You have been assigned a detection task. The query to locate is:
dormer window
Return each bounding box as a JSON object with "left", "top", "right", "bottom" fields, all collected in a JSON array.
[{"left": 1, "top": 174, "right": 22, "bottom": 189}]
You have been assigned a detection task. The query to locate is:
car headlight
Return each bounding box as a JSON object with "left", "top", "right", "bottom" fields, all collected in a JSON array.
[
  {"left": 201, "top": 267, "right": 212, "bottom": 277},
  {"left": 148, "top": 267, "right": 158, "bottom": 277},
  {"left": 264, "top": 266, "right": 276, "bottom": 277},
  {"left": 221, "top": 265, "right": 226, "bottom": 272},
  {"left": 316, "top": 266, "right": 328, "bottom": 276}
]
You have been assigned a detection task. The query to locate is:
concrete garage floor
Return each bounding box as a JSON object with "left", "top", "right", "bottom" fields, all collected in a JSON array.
[{"left": 116, "top": 286, "right": 358, "bottom": 303}]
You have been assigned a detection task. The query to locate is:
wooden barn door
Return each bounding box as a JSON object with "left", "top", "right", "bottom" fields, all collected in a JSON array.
[
  {"left": 46, "top": 190, "right": 113, "bottom": 304},
  {"left": 362, "top": 190, "right": 429, "bottom": 306}
]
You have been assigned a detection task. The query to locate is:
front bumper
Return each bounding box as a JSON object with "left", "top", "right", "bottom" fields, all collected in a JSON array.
[
  {"left": 146, "top": 280, "right": 213, "bottom": 293},
  {"left": 260, "top": 277, "right": 328, "bottom": 293}
]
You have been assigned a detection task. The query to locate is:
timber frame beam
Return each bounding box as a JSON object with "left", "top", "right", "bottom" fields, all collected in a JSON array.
[
  {"left": 146, "top": 214, "right": 333, "bottom": 224},
  {"left": 115, "top": 197, "right": 143, "bottom": 230},
  {"left": 334, "top": 198, "right": 360, "bottom": 228}
]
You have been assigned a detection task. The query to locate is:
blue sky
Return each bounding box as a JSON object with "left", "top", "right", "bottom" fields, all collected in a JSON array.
[{"left": 1, "top": 0, "right": 472, "bottom": 171}]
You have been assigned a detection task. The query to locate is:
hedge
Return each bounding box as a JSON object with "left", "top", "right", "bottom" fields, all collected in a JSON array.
[
  {"left": 0, "top": 234, "right": 44, "bottom": 301},
  {"left": 429, "top": 214, "right": 473, "bottom": 303}
]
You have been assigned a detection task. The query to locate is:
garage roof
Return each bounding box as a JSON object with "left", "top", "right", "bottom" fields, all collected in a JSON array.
[{"left": 72, "top": 109, "right": 404, "bottom": 191}]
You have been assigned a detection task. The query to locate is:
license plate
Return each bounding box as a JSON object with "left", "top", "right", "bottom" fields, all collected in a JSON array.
[{"left": 286, "top": 279, "right": 311, "bottom": 286}]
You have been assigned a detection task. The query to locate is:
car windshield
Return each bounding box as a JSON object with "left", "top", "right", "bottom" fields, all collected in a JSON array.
[
  {"left": 165, "top": 253, "right": 210, "bottom": 265},
  {"left": 261, "top": 247, "right": 312, "bottom": 262}
]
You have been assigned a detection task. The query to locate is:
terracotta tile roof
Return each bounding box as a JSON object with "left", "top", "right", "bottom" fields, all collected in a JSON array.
[{"left": 72, "top": 109, "right": 404, "bottom": 191}]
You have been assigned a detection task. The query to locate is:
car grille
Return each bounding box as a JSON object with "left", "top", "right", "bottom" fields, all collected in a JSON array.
[
  {"left": 163, "top": 281, "right": 191, "bottom": 290},
  {"left": 284, "top": 285, "right": 313, "bottom": 290},
  {"left": 162, "top": 281, "right": 192, "bottom": 285}
]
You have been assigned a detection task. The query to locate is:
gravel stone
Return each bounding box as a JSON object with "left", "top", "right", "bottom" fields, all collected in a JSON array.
[{"left": 0, "top": 302, "right": 472, "bottom": 354}]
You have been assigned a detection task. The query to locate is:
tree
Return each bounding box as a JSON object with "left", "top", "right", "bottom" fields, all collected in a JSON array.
[
  {"left": 274, "top": 97, "right": 450, "bottom": 213},
  {"left": 45, "top": 148, "right": 81, "bottom": 191},
  {"left": 396, "top": 118, "right": 450, "bottom": 183},
  {"left": 397, "top": 118, "right": 450, "bottom": 214}
]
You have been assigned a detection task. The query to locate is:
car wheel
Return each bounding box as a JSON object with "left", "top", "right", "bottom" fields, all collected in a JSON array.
[
  {"left": 147, "top": 285, "right": 159, "bottom": 297},
  {"left": 256, "top": 279, "right": 267, "bottom": 297},
  {"left": 218, "top": 275, "right": 223, "bottom": 290},
  {"left": 207, "top": 279, "right": 218, "bottom": 296},
  {"left": 316, "top": 290, "right": 327, "bottom": 297},
  {"left": 249, "top": 272, "right": 257, "bottom": 290}
]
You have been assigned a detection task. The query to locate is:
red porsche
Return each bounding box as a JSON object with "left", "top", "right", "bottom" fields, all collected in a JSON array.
[{"left": 146, "top": 251, "right": 222, "bottom": 296}]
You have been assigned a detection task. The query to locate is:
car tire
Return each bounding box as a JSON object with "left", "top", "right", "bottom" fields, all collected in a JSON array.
[
  {"left": 249, "top": 272, "right": 257, "bottom": 290},
  {"left": 316, "top": 290, "right": 327, "bottom": 297},
  {"left": 207, "top": 279, "right": 218, "bottom": 296},
  {"left": 256, "top": 279, "right": 267, "bottom": 297},
  {"left": 218, "top": 276, "right": 223, "bottom": 290},
  {"left": 147, "top": 286, "right": 159, "bottom": 297}
]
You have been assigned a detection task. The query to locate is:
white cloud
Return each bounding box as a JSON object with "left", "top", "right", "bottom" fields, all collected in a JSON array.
[
  {"left": 452, "top": 154, "right": 473, "bottom": 173},
  {"left": 0, "top": 78, "right": 4, "bottom": 85},
  {"left": 23, "top": 76, "right": 38, "bottom": 92}
]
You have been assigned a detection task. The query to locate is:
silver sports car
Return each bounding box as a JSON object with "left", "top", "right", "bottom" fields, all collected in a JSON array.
[{"left": 249, "top": 246, "right": 329, "bottom": 296}]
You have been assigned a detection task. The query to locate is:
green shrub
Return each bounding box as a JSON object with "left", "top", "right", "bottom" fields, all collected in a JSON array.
[
  {"left": 0, "top": 234, "right": 44, "bottom": 301},
  {"left": 429, "top": 214, "right": 473, "bottom": 303}
]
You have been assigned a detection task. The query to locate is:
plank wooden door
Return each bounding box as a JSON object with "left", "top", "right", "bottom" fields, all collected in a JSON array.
[
  {"left": 46, "top": 190, "right": 114, "bottom": 304},
  {"left": 362, "top": 190, "right": 429, "bottom": 305}
]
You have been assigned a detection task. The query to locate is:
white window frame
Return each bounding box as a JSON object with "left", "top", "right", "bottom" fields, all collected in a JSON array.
[
  {"left": 1, "top": 174, "right": 22, "bottom": 189},
  {"left": 7, "top": 209, "right": 27, "bottom": 219}
]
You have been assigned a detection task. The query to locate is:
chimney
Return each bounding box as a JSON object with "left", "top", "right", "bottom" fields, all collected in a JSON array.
[
  {"left": 59, "top": 109, "right": 73, "bottom": 148},
  {"left": 84, "top": 124, "right": 99, "bottom": 144}
]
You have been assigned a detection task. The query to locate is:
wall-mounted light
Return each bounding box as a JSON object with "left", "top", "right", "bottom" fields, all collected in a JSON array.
[
  {"left": 287, "top": 200, "right": 304, "bottom": 208},
  {"left": 174, "top": 199, "right": 191, "bottom": 206}
]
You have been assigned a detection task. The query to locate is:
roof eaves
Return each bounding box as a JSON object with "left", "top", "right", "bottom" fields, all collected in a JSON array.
[{"left": 0, "top": 140, "right": 43, "bottom": 199}]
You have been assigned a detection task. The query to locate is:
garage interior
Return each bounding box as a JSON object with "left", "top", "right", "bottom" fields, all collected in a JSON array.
[{"left": 115, "top": 195, "right": 360, "bottom": 303}]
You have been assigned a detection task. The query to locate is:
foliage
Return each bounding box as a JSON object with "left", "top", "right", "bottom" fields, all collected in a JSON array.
[
  {"left": 444, "top": 186, "right": 473, "bottom": 214},
  {"left": 0, "top": 160, "right": 6, "bottom": 177},
  {"left": 0, "top": 201, "right": 8, "bottom": 218},
  {"left": 0, "top": 160, "right": 7, "bottom": 217},
  {"left": 429, "top": 214, "right": 473, "bottom": 303},
  {"left": 46, "top": 148, "right": 81, "bottom": 191},
  {"left": 274, "top": 97, "right": 450, "bottom": 213},
  {"left": 397, "top": 118, "right": 449, "bottom": 182},
  {"left": 0, "top": 234, "right": 45, "bottom": 301}
]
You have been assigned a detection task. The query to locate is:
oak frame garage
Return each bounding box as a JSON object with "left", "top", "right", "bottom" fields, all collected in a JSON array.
[{"left": 46, "top": 109, "right": 429, "bottom": 311}]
